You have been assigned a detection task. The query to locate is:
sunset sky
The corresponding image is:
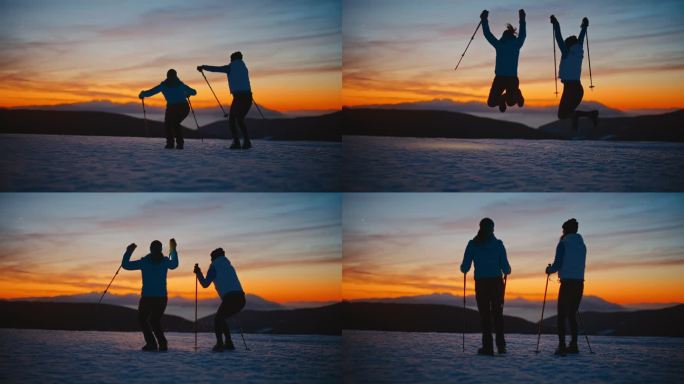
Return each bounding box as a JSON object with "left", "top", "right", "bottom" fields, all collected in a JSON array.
[
  {"left": 343, "top": 0, "right": 684, "bottom": 111},
  {"left": 0, "top": 0, "right": 341, "bottom": 112},
  {"left": 343, "top": 193, "right": 684, "bottom": 305},
  {"left": 0, "top": 193, "right": 341, "bottom": 304}
]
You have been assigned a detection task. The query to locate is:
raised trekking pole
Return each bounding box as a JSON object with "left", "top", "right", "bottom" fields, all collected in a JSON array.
[
  {"left": 576, "top": 311, "right": 595, "bottom": 354},
  {"left": 586, "top": 28, "right": 595, "bottom": 90},
  {"left": 553, "top": 27, "right": 559, "bottom": 97},
  {"left": 198, "top": 69, "right": 228, "bottom": 117},
  {"left": 535, "top": 268, "right": 551, "bottom": 353},
  {"left": 462, "top": 272, "right": 466, "bottom": 352},
  {"left": 194, "top": 264, "right": 198, "bottom": 351},
  {"left": 97, "top": 264, "right": 122, "bottom": 306},
  {"left": 454, "top": 20, "right": 482, "bottom": 71},
  {"left": 187, "top": 97, "right": 203, "bottom": 142},
  {"left": 141, "top": 98, "right": 150, "bottom": 137}
]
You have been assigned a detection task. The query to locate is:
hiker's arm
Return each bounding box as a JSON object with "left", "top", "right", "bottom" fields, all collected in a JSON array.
[
  {"left": 139, "top": 83, "right": 162, "bottom": 99},
  {"left": 546, "top": 242, "right": 564, "bottom": 274},
  {"left": 167, "top": 250, "right": 179, "bottom": 270},
  {"left": 577, "top": 17, "right": 588, "bottom": 46},
  {"left": 481, "top": 18, "right": 499, "bottom": 48},
  {"left": 184, "top": 84, "right": 197, "bottom": 97},
  {"left": 551, "top": 16, "right": 567, "bottom": 55},
  {"left": 197, "top": 265, "right": 215, "bottom": 288},
  {"left": 199, "top": 64, "right": 230, "bottom": 74},
  {"left": 517, "top": 9, "right": 526, "bottom": 47},
  {"left": 460, "top": 241, "right": 474, "bottom": 274},
  {"left": 500, "top": 241, "right": 512, "bottom": 275},
  {"left": 121, "top": 244, "right": 142, "bottom": 270}
]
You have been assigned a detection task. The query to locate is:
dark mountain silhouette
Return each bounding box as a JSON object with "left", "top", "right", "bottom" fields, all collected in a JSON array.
[
  {"left": 542, "top": 305, "right": 684, "bottom": 337},
  {"left": 343, "top": 108, "right": 557, "bottom": 139},
  {"left": 538, "top": 109, "right": 684, "bottom": 141},
  {"left": 0, "top": 301, "right": 340, "bottom": 335},
  {"left": 0, "top": 109, "right": 341, "bottom": 142}
]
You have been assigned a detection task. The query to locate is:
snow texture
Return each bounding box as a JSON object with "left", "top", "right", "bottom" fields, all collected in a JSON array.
[
  {"left": 0, "top": 134, "right": 341, "bottom": 191},
  {"left": 342, "top": 331, "right": 684, "bottom": 383},
  {"left": 343, "top": 136, "right": 684, "bottom": 191},
  {"left": 0, "top": 329, "right": 340, "bottom": 383}
]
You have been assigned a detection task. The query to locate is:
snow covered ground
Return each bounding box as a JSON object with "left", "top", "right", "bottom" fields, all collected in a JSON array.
[
  {"left": 0, "top": 134, "right": 341, "bottom": 191},
  {"left": 343, "top": 136, "right": 684, "bottom": 191},
  {"left": 343, "top": 331, "right": 683, "bottom": 383},
  {"left": 0, "top": 329, "right": 340, "bottom": 383}
]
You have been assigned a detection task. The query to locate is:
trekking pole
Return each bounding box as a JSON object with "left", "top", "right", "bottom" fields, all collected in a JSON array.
[
  {"left": 187, "top": 97, "right": 203, "bottom": 142},
  {"left": 198, "top": 69, "right": 228, "bottom": 117},
  {"left": 141, "top": 98, "right": 150, "bottom": 137},
  {"left": 194, "top": 265, "right": 198, "bottom": 350},
  {"left": 454, "top": 20, "right": 482, "bottom": 71},
  {"left": 502, "top": 274, "right": 508, "bottom": 310},
  {"left": 236, "top": 319, "right": 249, "bottom": 351},
  {"left": 586, "top": 29, "right": 595, "bottom": 90},
  {"left": 576, "top": 311, "right": 595, "bottom": 354},
  {"left": 535, "top": 269, "right": 551, "bottom": 353},
  {"left": 462, "top": 272, "right": 466, "bottom": 352},
  {"left": 97, "top": 265, "right": 122, "bottom": 306},
  {"left": 553, "top": 28, "right": 559, "bottom": 97},
  {"left": 252, "top": 99, "right": 267, "bottom": 120}
]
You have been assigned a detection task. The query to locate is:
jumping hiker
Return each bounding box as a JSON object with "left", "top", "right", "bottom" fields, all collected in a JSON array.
[
  {"left": 122, "top": 239, "right": 179, "bottom": 351},
  {"left": 460, "top": 218, "right": 511, "bottom": 355},
  {"left": 481, "top": 9, "right": 526, "bottom": 112},
  {"left": 545, "top": 218, "right": 586, "bottom": 356},
  {"left": 551, "top": 15, "right": 598, "bottom": 131},
  {"left": 139, "top": 69, "right": 197, "bottom": 149},
  {"left": 194, "top": 247, "right": 246, "bottom": 352},
  {"left": 197, "top": 51, "right": 253, "bottom": 150}
]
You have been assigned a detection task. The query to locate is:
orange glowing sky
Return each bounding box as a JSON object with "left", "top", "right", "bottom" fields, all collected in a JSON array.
[
  {"left": 0, "top": 0, "right": 341, "bottom": 112},
  {"left": 342, "top": 0, "right": 684, "bottom": 111},
  {"left": 343, "top": 193, "right": 684, "bottom": 305},
  {"left": 0, "top": 193, "right": 341, "bottom": 304}
]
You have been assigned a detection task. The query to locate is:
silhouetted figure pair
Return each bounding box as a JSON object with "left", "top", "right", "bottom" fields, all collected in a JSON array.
[
  {"left": 460, "top": 218, "right": 511, "bottom": 355},
  {"left": 194, "top": 247, "right": 246, "bottom": 352},
  {"left": 546, "top": 218, "right": 587, "bottom": 355},
  {"left": 121, "top": 239, "right": 179, "bottom": 351},
  {"left": 552, "top": 16, "right": 599, "bottom": 131},
  {"left": 139, "top": 70, "right": 197, "bottom": 149},
  {"left": 481, "top": 9, "right": 526, "bottom": 113},
  {"left": 198, "top": 51, "right": 254, "bottom": 150}
]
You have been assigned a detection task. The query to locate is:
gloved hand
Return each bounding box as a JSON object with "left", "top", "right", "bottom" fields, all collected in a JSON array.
[
  {"left": 519, "top": 9, "right": 526, "bottom": 20},
  {"left": 480, "top": 10, "right": 488, "bottom": 20},
  {"left": 169, "top": 238, "right": 177, "bottom": 251},
  {"left": 582, "top": 17, "right": 589, "bottom": 28},
  {"left": 550, "top": 15, "right": 558, "bottom": 25},
  {"left": 545, "top": 264, "right": 552, "bottom": 275},
  {"left": 138, "top": 92, "right": 144, "bottom": 99},
  {"left": 193, "top": 264, "right": 201, "bottom": 275},
  {"left": 196, "top": 65, "right": 204, "bottom": 72},
  {"left": 127, "top": 243, "right": 137, "bottom": 252}
]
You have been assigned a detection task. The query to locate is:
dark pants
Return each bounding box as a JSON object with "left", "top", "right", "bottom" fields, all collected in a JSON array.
[
  {"left": 487, "top": 76, "right": 522, "bottom": 108},
  {"left": 214, "top": 291, "right": 246, "bottom": 345},
  {"left": 559, "top": 81, "right": 596, "bottom": 129},
  {"left": 557, "top": 279, "right": 584, "bottom": 345},
  {"left": 229, "top": 93, "right": 253, "bottom": 142},
  {"left": 475, "top": 277, "right": 505, "bottom": 351},
  {"left": 165, "top": 102, "right": 190, "bottom": 147},
  {"left": 138, "top": 296, "right": 168, "bottom": 347}
]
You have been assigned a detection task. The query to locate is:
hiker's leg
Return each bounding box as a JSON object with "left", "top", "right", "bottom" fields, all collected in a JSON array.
[
  {"left": 236, "top": 94, "right": 253, "bottom": 143},
  {"left": 163, "top": 108, "right": 175, "bottom": 148},
  {"left": 174, "top": 103, "right": 189, "bottom": 147},
  {"left": 487, "top": 77, "right": 505, "bottom": 108},
  {"left": 138, "top": 298, "right": 156, "bottom": 347},
  {"left": 229, "top": 99, "right": 241, "bottom": 141},
  {"left": 218, "top": 292, "right": 247, "bottom": 346},
  {"left": 475, "top": 279, "right": 493, "bottom": 350},
  {"left": 149, "top": 297, "right": 168, "bottom": 348},
  {"left": 505, "top": 77, "right": 519, "bottom": 106},
  {"left": 214, "top": 306, "right": 227, "bottom": 345},
  {"left": 568, "top": 281, "right": 584, "bottom": 345},
  {"left": 557, "top": 281, "right": 568, "bottom": 345},
  {"left": 492, "top": 277, "right": 505, "bottom": 350}
]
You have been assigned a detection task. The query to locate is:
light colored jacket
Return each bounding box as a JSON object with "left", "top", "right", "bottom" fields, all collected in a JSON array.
[
  {"left": 547, "top": 233, "right": 587, "bottom": 280},
  {"left": 122, "top": 249, "right": 179, "bottom": 297},
  {"left": 482, "top": 19, "right": 526, "bottom": 77},
  {"left": 202, "top": 60, "right": 252, "bottom": 94},
  {"left": 140, "top": 80, "right": 196, "bottom": 105},
  {"left": 554, "top": 23, "right": 587, "bottom": 82},
  {"left": 460, "top": 237, "right": 512, "bottom": 279},
  {"left": 198, "top": 255, "right": 244, "bottom": 297}
]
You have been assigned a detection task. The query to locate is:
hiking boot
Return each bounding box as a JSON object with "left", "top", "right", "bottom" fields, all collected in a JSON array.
[
  {"left": 141, "top": 343, "right": 158, "bottom": 352},
  {"left": 224, "top": 341, "right": 236, "bottom": 351},
  {"left": 242, "top": 140, "right": 252, "bottom": 150},
  {"left": 517, "top": 90, "right": 525, "bottom": 107},
  {"left": 158, "top": 342, "right": 168, "bottom": 352},
  {"left": 229, "top": 140, "right": 241, "bottom": 150},
  {"left": 590, "top": 111, "right": 599, "bottom": 128},
  {"left": 477, "top": 347, "right": 495, "bottom": 356},
  {"left": 212, "top": 343, "right": 225, "bottom": 352},
  {"left": 176, "top": 143, "right": 184, "bottom": 150},
  {"left": 566, "top": 342, "right": 579, "bottom": 354},
  {"left": 164, "top": 144, "right": 174, "bottom": 149},
  {"left": 499, "top": 100, "right": 507, "bottom": 113},
  {"left": 554, "top": 343, "right": 567, "bottom": 356},
  {"left": 497, "top": 346, "right": 507, "bottom": 354}
]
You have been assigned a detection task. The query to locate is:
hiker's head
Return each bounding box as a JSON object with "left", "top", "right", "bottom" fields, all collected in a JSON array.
[
  {"left": 166, "top": 69, "right": 178, "bottom": 80},
  {"left": 501, "top": 23, "right": 517, "bottom": 39},
  {"left": 561, "top": 218, "right": 579, "bottom": 238},
  {"left": 564, "top": 35, "right": 578, "bottom": 49},
  {"left": 150, "top": 240, "right": 163, "bottom": 262},
  {"left": 230, "top": 51, "right": 243, "bottom": 62},
  {"left": 473, "top": 217, "right": 495, "bottom": 244},
  {"left": 210, "top": 247, "right": 225, "bottom": 261}
]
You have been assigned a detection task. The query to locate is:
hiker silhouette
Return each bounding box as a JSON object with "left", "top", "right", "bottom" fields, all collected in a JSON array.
[
  {"left": 194, "top": 247, "right": 246, "bottom": 352},
  {"left": 197, "top": 51, "right": 254, "bottom": 150},
  {"left": 121, "top": 239, "right": 179, "bottom": 351},
  {"left": 551, "top": 15, "right": 599, "bottom": 131},
  {"left": 139, "top": 69, "right": 197, "bottom": 149},
  {"left": 546, "top": 218, "right": 587, "bottom": 355},
  {"left": 460, "top": 218, "right": 511, "bottom": 355},
  {"left": 481, "top": 9, "right": 526, "bottom": 113}
]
